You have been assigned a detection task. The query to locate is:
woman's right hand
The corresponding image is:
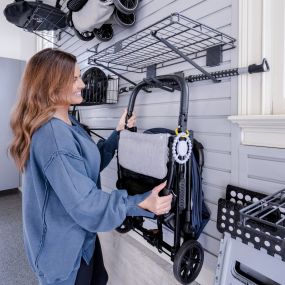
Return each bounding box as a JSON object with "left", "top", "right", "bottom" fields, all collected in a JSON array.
[{"left": 138, "top": 181, "right": 173, "bottom": 215}]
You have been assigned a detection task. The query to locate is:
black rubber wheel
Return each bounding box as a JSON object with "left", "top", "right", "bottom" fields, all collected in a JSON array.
[
  {"left": 113, "top": 0, "right": 139, "bottom": 14},
  {"left": 173, "top": 240, "right": 204, "bottom": 284},
  {"left": 116, "top": 218, "right": 132, "bottom": 233},
  {"left": 94, "top": 24, "right": 113, "bottom": 42},
  {"left": 67, "top": 0, "right": 88, "bottom": 12},
  {"left": 74, "top": 29, "right": 95, "bottom": 41},
  {"left": 113, "top": 9, "right": 136, "bottom": 27}
]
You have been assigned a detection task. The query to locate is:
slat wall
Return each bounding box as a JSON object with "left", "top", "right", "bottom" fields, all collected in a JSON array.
[
  {"left": 239, "top": 146, "right": 285, "bottom": 194},
  {"left": 61, "top": 0, "right": 238, "bottom": 284}
]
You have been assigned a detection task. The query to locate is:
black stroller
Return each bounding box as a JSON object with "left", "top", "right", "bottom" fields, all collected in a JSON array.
[{"left": 115, "top": 74, "right": 210, "bottom": 285}]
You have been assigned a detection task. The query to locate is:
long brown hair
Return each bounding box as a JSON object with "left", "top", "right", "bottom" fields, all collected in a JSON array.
[{"left": 9, "top": 48, "right": 76, "bottom": 172}]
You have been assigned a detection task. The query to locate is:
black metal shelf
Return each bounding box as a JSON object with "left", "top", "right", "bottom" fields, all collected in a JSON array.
[{"left": 88, "top": 13, "right": 236, "bottom": 74}]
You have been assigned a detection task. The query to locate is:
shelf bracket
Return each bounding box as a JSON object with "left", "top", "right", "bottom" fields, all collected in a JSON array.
[
  {"left": 91, "top": 60, "right": 151, "bottom": 93},
  {"left": 146, "top": 64, "right": 157, "bottom": 78},
  {"left": 93, "top": 60, "right": 137, "bottom": 87},
  {"left": 151, "top": 31, "right": 221, "bottom": 83}
]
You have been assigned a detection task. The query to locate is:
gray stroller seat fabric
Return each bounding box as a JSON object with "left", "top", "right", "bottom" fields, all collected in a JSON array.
[
  {"left": 42, "top": 0, "right": 58, "bottom": 6},
  {"left": 118, "top": 130, "right": 170, "bottom": 180},
  {"left": 72, "top": 0, "right": 114, "bottom": 32}
]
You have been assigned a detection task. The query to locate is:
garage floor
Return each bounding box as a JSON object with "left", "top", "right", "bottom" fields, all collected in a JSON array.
[{"left": 0, "top": 191, "right": 37, "bottom": 285}]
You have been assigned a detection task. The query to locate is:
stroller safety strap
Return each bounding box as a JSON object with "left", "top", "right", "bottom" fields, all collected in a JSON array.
[{"left": 118, "top": 130, "right": 170, "bottom": 179}]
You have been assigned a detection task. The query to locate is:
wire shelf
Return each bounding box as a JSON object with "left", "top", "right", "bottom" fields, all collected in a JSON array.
[{"left": 88, "top": 13, "right": 236, "bottom": 73}]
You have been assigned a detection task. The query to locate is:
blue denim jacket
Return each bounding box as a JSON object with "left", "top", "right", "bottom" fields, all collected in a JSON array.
[{"left": 22, "top": 116, "right": 153, "bottom": 285}]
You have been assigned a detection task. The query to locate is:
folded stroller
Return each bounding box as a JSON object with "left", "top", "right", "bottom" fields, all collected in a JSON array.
[{"left": 116, "top": 74, "right": 210, "bottom": 284}]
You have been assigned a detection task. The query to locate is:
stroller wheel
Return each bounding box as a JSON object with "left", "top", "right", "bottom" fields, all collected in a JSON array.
[
  {"left": 67, "top": 0, "right": 88, "bottom": 12},
  {"left": 94, "top": 24, "right": 113, "bottom": 42},
  {"left": 113, "top": 9, "right": 136, "bottom": 27},
  {"left": 74, "top": 29, "right": 95, "bottom": 41},
  {"left": 173, "top": 240, "right": 204, "bottom": 284},
  {"left": 113, "top": 0, "right": 139, "bottom": 14},
  {"left": 116, "top": 217, "right": 132, "bottom": 233}
]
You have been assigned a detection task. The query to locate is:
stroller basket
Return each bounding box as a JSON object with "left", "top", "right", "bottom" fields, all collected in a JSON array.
[{"left": 116, "top": 74, "right": 210, "bottom": 284}]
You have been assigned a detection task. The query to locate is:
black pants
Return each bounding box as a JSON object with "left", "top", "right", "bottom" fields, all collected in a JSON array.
[{"left": 75, "top": 237, "right": 108, "bottom": 285}]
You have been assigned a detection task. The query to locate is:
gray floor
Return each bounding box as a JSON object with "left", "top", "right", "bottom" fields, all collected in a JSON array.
[{"left": 0, "top": 191, "right": 38, "bottom": 285}]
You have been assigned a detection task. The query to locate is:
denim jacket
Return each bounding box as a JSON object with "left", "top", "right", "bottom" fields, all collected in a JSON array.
[{"left": 22, "top": 116, "right": 153, "bottom": 285}]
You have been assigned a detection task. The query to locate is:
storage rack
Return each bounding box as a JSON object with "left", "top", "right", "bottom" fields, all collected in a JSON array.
[
  {"left": 87, "top": 12, "right": 269, "bottom": 94},
  {"left": 88, "top": 13, "right": 235, "bottom": 79}
]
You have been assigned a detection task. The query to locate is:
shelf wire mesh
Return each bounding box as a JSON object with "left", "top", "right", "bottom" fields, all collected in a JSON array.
[{"left": 88, "top": 13, "right": 236, "bottom": 72}]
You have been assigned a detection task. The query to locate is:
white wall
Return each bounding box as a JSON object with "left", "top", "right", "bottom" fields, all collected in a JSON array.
[{"left": 0, "top": 0, "right": 36, "bottom": 61}]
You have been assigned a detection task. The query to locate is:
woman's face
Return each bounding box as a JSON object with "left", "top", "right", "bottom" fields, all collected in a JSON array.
[{"left": 67, "top": 64, "right": 85, "bottom": 105}]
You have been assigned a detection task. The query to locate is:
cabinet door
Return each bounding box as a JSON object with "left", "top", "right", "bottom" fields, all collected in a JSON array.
[{"left": 0, "top": 57, "right": 25, "bottom": 191}]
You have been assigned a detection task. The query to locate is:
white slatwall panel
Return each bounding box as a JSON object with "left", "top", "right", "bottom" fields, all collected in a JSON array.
[
  {"left": 239, "top": 145, "right": 285, "bottom": 194},
  {"left": 62, "top": 1, "right": 237, "bottom": 284}
]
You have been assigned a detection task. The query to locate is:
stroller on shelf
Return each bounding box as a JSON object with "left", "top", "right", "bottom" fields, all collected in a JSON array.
[{"left": 115, "top": 74, "right": 210, "bottom": 285}]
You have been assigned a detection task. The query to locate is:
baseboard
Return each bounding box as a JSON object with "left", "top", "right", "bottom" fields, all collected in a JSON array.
[{"left": 0, "top": 188, "right": 20, "bottom": 197}]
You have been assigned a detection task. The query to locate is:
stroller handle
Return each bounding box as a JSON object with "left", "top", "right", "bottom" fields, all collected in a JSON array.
[{"left": 126, "top": 75, "right": 189, "bottom": 132}]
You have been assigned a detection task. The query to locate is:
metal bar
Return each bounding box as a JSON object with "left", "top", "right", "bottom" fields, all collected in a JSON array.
[
  {"left": 241, "top": 189, "right": 284, "bottom": 215},
  {"left": 88, "top": 130, "right": 105, "bottom": 140},
  {"left": 244, "top": 196, "right": 280, "bottom": 216},
  {"left": 243, "top": 214, "right": 285, "bottom": 233},
  {"left": 276, "top": 214, "right": 285, "bottom": 225},
  {"left": 88, "top": 128, "right": 114, "bottom": 130},
  {"left": 151, "top": 31, "right": 220, "bottom": 83},
  {"left": 258, "top": 200, "right": 285, "bottom": 220},
  {"left": 187, "top": 59, "right": 269, "bottom": 83},
  {"left": 93, "top": 61, "right": 137, "bottom": 87}
]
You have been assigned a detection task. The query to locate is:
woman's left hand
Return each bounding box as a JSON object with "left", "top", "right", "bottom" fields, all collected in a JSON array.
[{"left": 116, "top": 109, "right": 136, "bottom": 131}]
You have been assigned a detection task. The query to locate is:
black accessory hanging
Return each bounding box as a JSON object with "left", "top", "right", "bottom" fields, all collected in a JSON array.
[
  {"left": 81, "top": 67, "right": 109, "bottom": 105},
  {"left": 4, "top": 0, "right": 67, "bottom": 31}
]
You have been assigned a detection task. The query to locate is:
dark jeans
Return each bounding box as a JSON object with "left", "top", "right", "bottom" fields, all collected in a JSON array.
[{"left": 75, "top": 237, "right": 108, "bottom": 285}]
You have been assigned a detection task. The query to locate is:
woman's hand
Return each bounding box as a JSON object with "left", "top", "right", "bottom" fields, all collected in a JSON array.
[
  {"left": 116, "top": 109, "right": 136, "bottom": 131},
  {"left": 138, "top": 181, "right": 173, "bottom": 215}
]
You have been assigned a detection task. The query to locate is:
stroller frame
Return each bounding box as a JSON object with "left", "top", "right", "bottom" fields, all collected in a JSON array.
[{"left": 115, "top": 74, "right": 208, "bottom": 284}]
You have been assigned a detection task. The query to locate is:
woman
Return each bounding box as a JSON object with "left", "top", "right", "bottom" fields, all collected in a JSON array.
[{"left": 9, "top": 48, "right": 172, "bottom": 285}]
